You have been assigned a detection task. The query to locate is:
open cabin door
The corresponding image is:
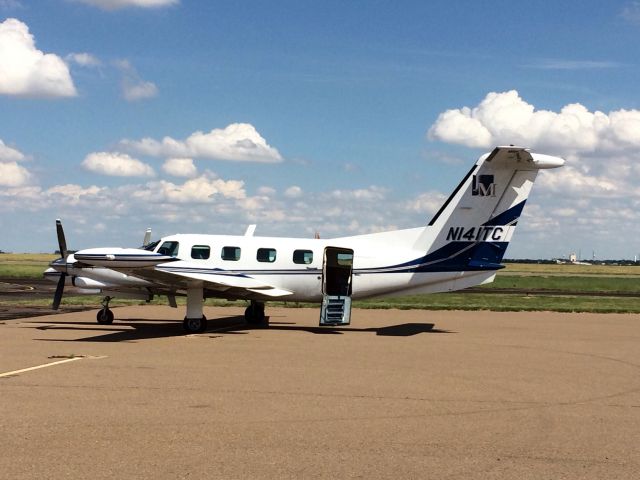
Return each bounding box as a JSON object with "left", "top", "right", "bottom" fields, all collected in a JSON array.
[{"left": 320, "top": 247, "right": 354, "bottom": 326}]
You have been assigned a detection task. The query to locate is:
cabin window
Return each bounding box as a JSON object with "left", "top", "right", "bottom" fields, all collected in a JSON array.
[
  {"left": 257, "top": 248, "right": 276, "bottom": 263},
  {"left": 221, "top": 246, "right": 241, "bottom": 261},
  {"left": 191, "top": 245, "right": 210, "bottom": 260},
  {"left": 158, "top": 241, "right": 179, "bottom": 257},
  {"left": 293, "top": 249, "right": 313, "bottom": 264}
]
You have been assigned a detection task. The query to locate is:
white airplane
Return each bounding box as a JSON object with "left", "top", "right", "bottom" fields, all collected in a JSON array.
[{"left": 45, "top": 146, "right": 563, "bottom": 333}]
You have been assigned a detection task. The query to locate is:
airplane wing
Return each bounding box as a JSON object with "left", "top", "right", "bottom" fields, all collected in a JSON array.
[
  {"left": 147, "top": 265, "right": 294, "bottom": 298},
  {"left": 74, "top": 248, "right": 293, "bottom": 300}
]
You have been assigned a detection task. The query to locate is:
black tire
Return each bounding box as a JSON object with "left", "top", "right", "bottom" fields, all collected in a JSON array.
[
  {"left": 183, "top": 315, "right": 207, "bottom": 333},
  {"left": 245, "top": 304, "right": 266, "bottom": 326},
  {"left": 96, "top": 309, "right": 114, "bottom": 325}
]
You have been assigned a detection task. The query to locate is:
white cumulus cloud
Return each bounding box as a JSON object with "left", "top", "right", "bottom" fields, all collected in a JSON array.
[
  {"left": 257, "top": 186, "right": 276, "bottom": 196},
  {"left": 46, "top": 184, "right": 106, "bottom": 205},
  {"left": 72, "top": 0, "right": 178, "bottom": 10},
  {"left": 427, "top": 90, "right": 640, "bottom": 154},
  {"left": 405, "top": 191, "right": 447, "bottom": 215},
  {"left": 328, "top": 186, "right": 387, "bottom": 201},
  {"left": 0, "top": 139, "right": 25, "bottom": 162},
  {"left": 162, "top": 157, "right": 197, "bottom": 177},
  {"left": 114, "top": 59, "right": 158, "bottom": 102},
  {"left": 284, "top": 185, "right": 303, "bottom": 198},
  {"left": 0, "top": 160, "right": 30, "bottom": 186},
  {"left": 121, "top": 123, "right": 283, "bottom": 163},
  {"left": 0, "top": 18, "right": 76, "bottom": 98},
  {"left": 122, "top": 78, "right": 158, "bottom": 101},
  {"left": 82, "top": 151, "right": 155, "bottom": 177},
  {"left": 133, "top": 173, "right": 246, "bottom": 204},
  {"left": 66, "top": 52, "right": 101, "bottom": 67},
  {"left": 0, "top": 139, "right": 29, "bottom": 186}
]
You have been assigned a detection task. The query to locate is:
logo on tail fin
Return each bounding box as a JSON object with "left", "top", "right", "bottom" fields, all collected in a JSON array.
[{"left": 472, "top": 175, "right": 496, "bottom": 197}]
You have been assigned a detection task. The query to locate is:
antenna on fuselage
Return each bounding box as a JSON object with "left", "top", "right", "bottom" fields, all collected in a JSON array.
[{"left": 244, "top": 225, "right": 257, "bottom": 237}]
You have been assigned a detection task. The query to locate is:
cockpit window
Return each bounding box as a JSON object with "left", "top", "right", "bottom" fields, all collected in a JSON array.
[
  {"left": 142, "top": 240, "right": 160, "bottom": 251},
  {"left": 158, "top": 241, "right": 179, "bottom": 257}
]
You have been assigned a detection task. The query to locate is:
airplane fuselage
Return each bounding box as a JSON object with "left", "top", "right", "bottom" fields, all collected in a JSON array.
[{"left": 147, "top": 231, "right": 497, "bottom": 301}]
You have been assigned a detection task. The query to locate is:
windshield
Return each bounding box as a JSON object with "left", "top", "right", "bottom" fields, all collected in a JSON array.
[
  {"left": 157, "top": 241, "right": 180, "bottom": 257},
  {"left": 142, "top": 240, "right": 160, "bottom": 251}
]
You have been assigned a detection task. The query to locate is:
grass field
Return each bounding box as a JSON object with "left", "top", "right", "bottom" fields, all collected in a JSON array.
[
  {"left": 355, "top": 293, "right": 640, "bottom": 313},
  {"left": 1, "top": 254, "right": 640, "bottom": 313},
  {"left": 501, "top": 262, "right": 640, "bottom": 277},
  {"left": 0, "top": 253, "right": 57, "bottom": 278},
  {"left": 482, "top": 274, "right": 640, "bottom": 293}
]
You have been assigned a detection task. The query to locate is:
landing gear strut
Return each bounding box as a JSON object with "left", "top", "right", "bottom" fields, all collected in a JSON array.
[
  {"left": 96, "top": 296, "right": 114, "bottom": 324},
  {"left": 245, "top": 301, "right": 267, "bottom": 327},
  {"left": 182, "top": 286, "right": 207, "bottom": 334}
]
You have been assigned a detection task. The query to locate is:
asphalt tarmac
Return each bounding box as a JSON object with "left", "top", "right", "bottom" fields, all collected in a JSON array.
[{"left": 1, "top": 306, "right": 639, "bottom": 479}]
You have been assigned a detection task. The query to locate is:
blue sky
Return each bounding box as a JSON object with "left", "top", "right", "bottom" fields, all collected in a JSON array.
[{"left": 2, "top": 0, "right": 640, "bottom": 259}]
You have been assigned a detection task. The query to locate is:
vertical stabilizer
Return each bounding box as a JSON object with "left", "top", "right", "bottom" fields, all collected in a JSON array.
[{"left": 414, "top": 147, "right": 563, "bottom": 270}]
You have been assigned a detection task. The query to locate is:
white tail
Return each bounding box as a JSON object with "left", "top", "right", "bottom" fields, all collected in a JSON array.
[{"left": 413, "top": 146, "right": 564, "bottom": 271}]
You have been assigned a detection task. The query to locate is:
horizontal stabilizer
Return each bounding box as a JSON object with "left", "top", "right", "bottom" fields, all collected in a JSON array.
[{"left": 467, "top": 260, "right": 505, "bottom": 270}]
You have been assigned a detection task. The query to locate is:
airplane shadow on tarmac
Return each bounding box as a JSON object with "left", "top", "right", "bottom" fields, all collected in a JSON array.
[{"left": 27, "top": 315, "right": 454, "bottom": 343}]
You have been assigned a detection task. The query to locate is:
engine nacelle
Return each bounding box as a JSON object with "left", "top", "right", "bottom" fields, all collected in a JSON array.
[{"left": 73, "top": 276, "right": 113, "bottom": 289}]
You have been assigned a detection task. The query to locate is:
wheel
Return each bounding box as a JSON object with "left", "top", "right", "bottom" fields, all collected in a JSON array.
[
  {"left": 183, "top": 315, "right": 207, "bottom": 333},
  {"left": 96, "top": 309, "right": 114, "bottom": 325},
  {"left": 245, "top": 304, "right": 266, "bottom": 326}
]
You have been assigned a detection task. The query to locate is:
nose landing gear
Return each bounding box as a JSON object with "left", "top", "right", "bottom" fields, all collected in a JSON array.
[{"left": 96, "top": 296, "right": 114, "bottom": 324}]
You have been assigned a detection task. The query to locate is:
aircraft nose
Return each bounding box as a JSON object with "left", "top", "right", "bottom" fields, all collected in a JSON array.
[{"left": 49, "top": 257, "right": 67, "bottom": 272}]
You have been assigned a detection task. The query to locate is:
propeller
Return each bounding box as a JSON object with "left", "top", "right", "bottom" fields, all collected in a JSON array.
[{"left": 51, "top": 219, "right": 68, "bottom": 310}]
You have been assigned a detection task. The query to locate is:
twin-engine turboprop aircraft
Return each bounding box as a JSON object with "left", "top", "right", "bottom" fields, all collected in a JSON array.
[{"left": 45, "top": 146, "right": 563, "bottom": 333}]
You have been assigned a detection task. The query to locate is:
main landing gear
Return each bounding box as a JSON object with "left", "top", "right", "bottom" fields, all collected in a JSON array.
[
  {"left": 182, "top": 286, "right": 208, "bottom": 334},
  {"left": 183, "top": 315, "right": 207, "bottom": 333},
  {"left": 245, "top": 301, "right": 267, "bottom": 327},
  {"left": 96, "top": 296, "right": 114, "bottom": 324},
  {"left": 92, "top": 290, "right": 268, "bottom": 333}
]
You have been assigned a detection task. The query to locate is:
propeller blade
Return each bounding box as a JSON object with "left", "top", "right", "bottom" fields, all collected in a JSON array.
[
  {"left": 52, "top": 273, "right": 66, "bottom": 310},
  {"left": 143, "top": 228, "right": 152, "bottom": 246},
  {"left": 56, "top": 219, "right": 68, "bottom": 258}
]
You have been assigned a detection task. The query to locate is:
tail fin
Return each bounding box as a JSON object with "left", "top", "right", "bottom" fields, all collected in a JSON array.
[{"left": 415, "top": 146, "right": 563, "bottom": 270}]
